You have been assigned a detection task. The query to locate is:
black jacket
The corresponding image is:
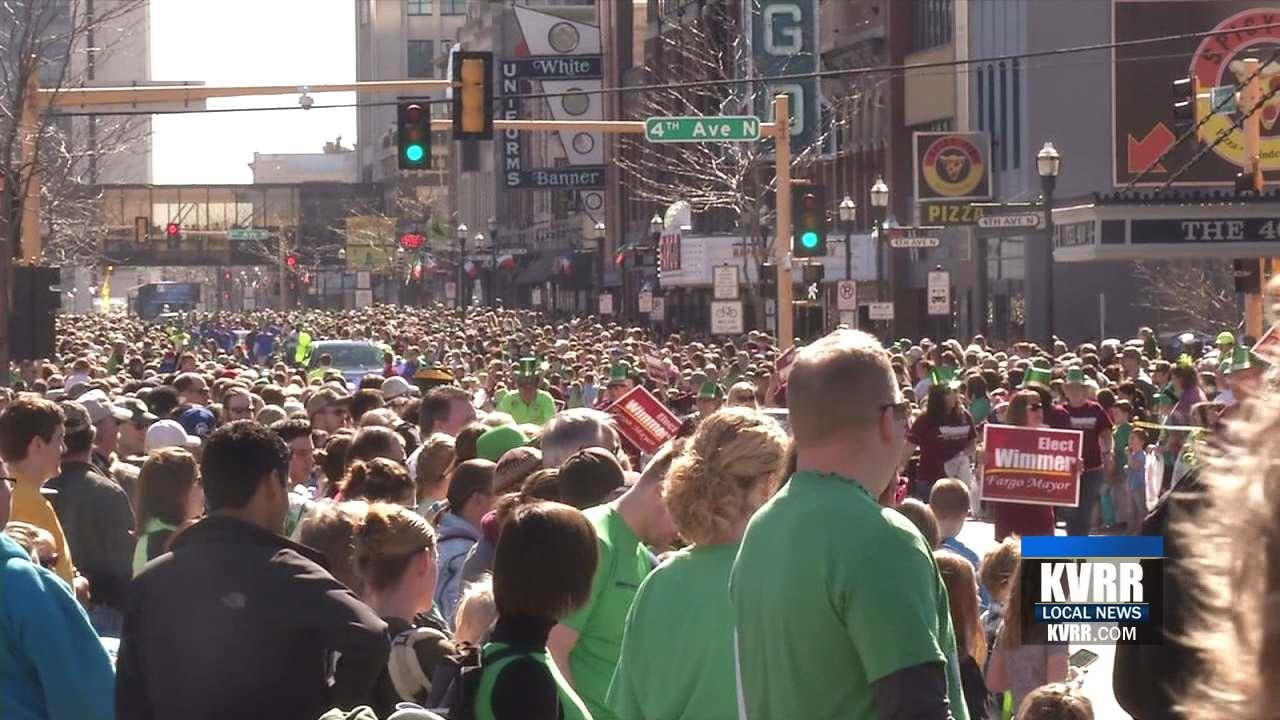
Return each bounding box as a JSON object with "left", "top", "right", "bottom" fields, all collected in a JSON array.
[
  {"left": 48, "top": 460, "right": 135, "bottom": 609},
  {"left": 116, "top": 515, "right": 389, "bottom": 720}
]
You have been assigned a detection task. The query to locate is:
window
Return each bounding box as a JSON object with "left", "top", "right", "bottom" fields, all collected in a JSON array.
[
  {"left": 440, "top": 0, "right": 466, "bottom": 15},
  {"left": 911, "top": 0, "right": 953, "bottom": 52},
  {"left": 407, "top": 0, "right": 432, "bottom": 15},
  {"left": 408, "top": 40, "right": 435, "bottom": 78}
]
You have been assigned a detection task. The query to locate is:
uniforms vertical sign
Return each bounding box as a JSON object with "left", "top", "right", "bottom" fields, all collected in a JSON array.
[{"left": 748, "top": 0, "right": 821, "bottom": 153}]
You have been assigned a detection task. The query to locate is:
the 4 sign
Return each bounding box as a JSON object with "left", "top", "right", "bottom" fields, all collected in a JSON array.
[{"left": 750, "top": 0, "right": 821, "bottom": 153}]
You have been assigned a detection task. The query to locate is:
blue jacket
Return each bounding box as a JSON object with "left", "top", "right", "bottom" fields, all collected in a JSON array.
[
  {"left": 0, "top": 534, "right": 115, "bottom": 720},
  {"left": 434, "top": 512, "right": 482, "bottom": 629}
]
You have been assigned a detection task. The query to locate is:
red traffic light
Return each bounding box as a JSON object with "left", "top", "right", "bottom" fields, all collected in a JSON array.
[
  {"left": 400, "top": 232, "right": 425, "bottom": 250},
  {"left": 165, "top": 222, "right": 181, "bottom": 238},
  {"left": 285, "top": 254, "right": 298, "bottom": 269}
]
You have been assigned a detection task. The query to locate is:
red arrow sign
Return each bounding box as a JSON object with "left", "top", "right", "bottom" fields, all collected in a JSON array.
[{"left": 1127, "top": 123, "right": 1175, "bottom": 174}]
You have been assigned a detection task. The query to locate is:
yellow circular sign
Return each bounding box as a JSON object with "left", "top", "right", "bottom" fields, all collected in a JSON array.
[{"left": 921, "top": 135, "right": 986, "bottom": 198}]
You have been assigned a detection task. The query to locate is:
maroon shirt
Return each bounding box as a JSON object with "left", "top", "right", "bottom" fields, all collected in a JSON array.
[
  {"left": 908, "top": 409, "right": 976, "bottom": 486},
  {"left": 1059, "top": 401, "right": 1113, "bottom": 470}
]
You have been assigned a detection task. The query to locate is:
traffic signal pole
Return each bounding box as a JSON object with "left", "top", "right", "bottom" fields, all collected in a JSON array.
[
  {"left": 772, "top": 94, "right": 795, "bottom": 349},
  {"left": 1240, "top": 58, "right": 1268, "bottom": 339}
]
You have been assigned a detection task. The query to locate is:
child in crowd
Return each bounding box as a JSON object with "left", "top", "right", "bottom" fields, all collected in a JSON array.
[
  {"left": 452, "top": 576, "right": 497, "bottom": 648},
  {"left": 936, "top": 550, "right": 990, "bottom": 720},
  {"left": 1126, "top": 427, "right": 1150, "bottom": 532},
  {"left": 1015, "top": 682, "right": 1093, "bottom": 720},
  {"left": 986, "top": 559, "right": 1069, "bottom": 712},
  {"left": 930, "top": 478, "right": 989, "bottom": 611},
  {"left": 894, "top": 498, "right": 940, "bottom": 549},
  {"left": 1101, "top": 400, "right": 1135, "bottom": 530},
  {"left": 980, "top": 537, "right": 1021, "bottom": 719}
]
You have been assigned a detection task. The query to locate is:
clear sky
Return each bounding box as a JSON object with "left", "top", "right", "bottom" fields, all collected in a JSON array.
[{"left": 150, "top": 0, "right": 357, "bottom": 185}]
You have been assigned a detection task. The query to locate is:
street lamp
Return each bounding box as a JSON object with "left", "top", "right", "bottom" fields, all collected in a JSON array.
[
  {"left": 869, "top": 177, "right": 889, "bottom": 302},
  {"left": 456, "top": 223, "right": 469, "bottom": 309},
  {"left": 838, "top": 196, "right": 857, "bottom": 282},
  {"left": 593, "top": 221, "right": 606, "bottom": 308},
  {"left": 649, "top": 213, "right": 663, "bottom": 235},
  {"left": 1037, "top": 141, "right": 1061, "bottom": 342}
]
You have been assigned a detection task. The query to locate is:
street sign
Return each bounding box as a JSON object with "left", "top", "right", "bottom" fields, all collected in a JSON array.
[
  {"left": 227, "top": 228, "right": 270, "bottom": 241},
  {"left": 713, "top": 265, "right": 740, "bottom": 299},
  {"left": 710, "top": 300, "right": 744, "bottom": 335},
  {"left": 885, "top": 226, "right": 943, "bottom": 249},
  {"left": 644, "top": 116, "right": 761, "bottom": 143},
  {"left": 531, "top": 286, "right": 542, "bottom": 306},
  {"left": 868, "top": 302, "right": 895, "bottom": 320},
  {"left": 599, "top": 293, "right": 614, "bottom": 315},
  {"left": 650, "top": 296, "right": 665, "bottom": 322},
  {"left": 927, "top": 270, "right": 951, "bottom": 316},
  {"left": 499, "top": 246, "right": 530, "bottom": 255},
  {"left": 638, "top": 291, "right": 653, "bottom": 313},
  {"left": 977, "top": 213, "right": 1042, "bottom": 230},
  {"left": 445, "top": 282, "right": 457, "bottom": 301},
  {"left": 836, "top": 280, "right": 858, "bottom": 311}
]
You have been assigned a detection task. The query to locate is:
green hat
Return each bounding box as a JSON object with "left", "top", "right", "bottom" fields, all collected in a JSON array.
[
  {"left": 1156, "top": 385, "right": 1178, "bottom": 405},
  {"left": 1216, "top": 331, "right": 1236, "bottom": 346},
  {"left": 929, "top": 366, "right": 962, "bottom": 391},
  {"left": 516, "top": 356, "right": 541, "bottom": 379},
  {"left": 1064, "top": 366, "right": 1087, "bottom": 387},
  {"left": 607, "top": 364, "right": 629, "bottom": 385},
  {"left": 698, "top": 382, "right": 725, "bottom": 400},
  {"left": 476, "top": 424, "right": 529, "bottom": 462},
  {"left": 1022, "top": 367, "right": 1052, "bottom": 390},
  {"left": 1227, "top": 345, "right": 1267, "bottom": 375}
]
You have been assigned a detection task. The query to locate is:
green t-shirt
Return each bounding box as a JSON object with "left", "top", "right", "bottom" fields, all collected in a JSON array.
[
  {"left": 562, "top": 504, "right": 654, "bottom": 720},
  {"left": 969, "top": 396, "right": 992, "bottom": 426},
  {"left": 730, "top": 471, "right": 969, "bottom": 720},
  {"left": 1114, "top": 421, "right": 1132, "bottom": 473},
  {"left": 607, "top": 544, "right": 739, "bottom": 720},
  {"left": 476, "top": 642, "right": 592, "bottom": 720},
  {"left": 496, "top": 389, "right": 557, "bottom": 426}
]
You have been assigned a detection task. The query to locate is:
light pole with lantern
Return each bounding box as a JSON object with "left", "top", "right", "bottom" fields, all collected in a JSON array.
[
  {"left": 838, "top": 196, "right": 857, "bottom": 282},
  {"left": 645, "top": 213, "right": 662, "bottom": 319},
  {"left": 488, "top": 217, "right": 499, "bottom": 306},
  {"left": 593, "top": 221, "right": 606, "bottom": 301},
  {"left": 456, "top": 223, "right": 468, "bottom": 309},
  {"left": 869, "top": 177, "right": 889, "bottom": 302},
  {"left": 1037, "top": 142, "right": 1061, "bottom": 342},
  {"left": 475, "top": 233, "right": 488, "bottom": 306}
]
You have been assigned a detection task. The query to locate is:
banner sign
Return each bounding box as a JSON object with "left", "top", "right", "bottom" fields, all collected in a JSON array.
[
  {"left": 502, "top": 55, "right": 602, "bottom": 80},
  {"left": 1113, "top": 1, "right": 1280, "bottom": 186},
  {"left": 506, "top": 167, "right": 606, "bottom": 190},
  {"left": 749, "top": 0, "right": 821, "bottom": 154},
  {"left": 922, "top": 202, "right": 989, "bottom": 227},
  {"left": 607, "top": 385, "right": 683, "bottom": 456},
  {"left": 642, "top": 347, "right": 668, "bottom": 384},
  {"left": 914, "top": 132, "right": 992, "bottom": 203},
  {"left": 981, "top": 424, "right": 1084, "bottom": 507}
]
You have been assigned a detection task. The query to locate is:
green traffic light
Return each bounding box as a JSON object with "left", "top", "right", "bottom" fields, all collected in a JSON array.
[
  {"left": 405, "top": 144, "right": 425, "bottom": 163},
  {"left": 800, "top": 231, "right": 820, "bottom": 249}
]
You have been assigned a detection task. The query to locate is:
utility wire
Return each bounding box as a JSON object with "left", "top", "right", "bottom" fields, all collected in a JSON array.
[
  {"left": 47, "top": 21, "right": 1280, "bottom": 118},
  {"left": 1156, "top": 78, "right": 1280, "bottom": 192},
  {"left": 1124, "top": 47, "right": 1280, "bottom": 189}
]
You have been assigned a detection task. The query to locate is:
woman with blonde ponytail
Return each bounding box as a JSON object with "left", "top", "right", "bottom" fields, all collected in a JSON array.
[
  {"left": 607, "top": 407, "right": 789, "bottom": 720},
  {"left": 352, "top": 502, "right": 455, "bottom": 717}
]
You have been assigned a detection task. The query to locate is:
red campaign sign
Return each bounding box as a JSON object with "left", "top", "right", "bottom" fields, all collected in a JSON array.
[
  {"left": 1252, "top": 324, "right": 1280, "bottom": 362},
  {"left": 981, "top": 424, "right": 1084, "bottom": 508},
  {"left": 607, "top": 385, "right": 682, "bottom": 456},
  {"left": 642, "top": 346, "right": 668, "bottom": 384}
]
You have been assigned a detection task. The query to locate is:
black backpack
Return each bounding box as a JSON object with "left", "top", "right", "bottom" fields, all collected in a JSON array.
[{"left": 425, "top": 644, "right": 519, "bottom": 720}]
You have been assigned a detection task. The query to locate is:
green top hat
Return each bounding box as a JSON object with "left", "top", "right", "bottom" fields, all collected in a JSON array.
[
  {"left": 929, "top": 366, "right": 963, "bottom": 391},
  {"left": 1064, "top": 366, "right": 1087, "bottom": 387},
  {"left": 1227, "top": 345, "right": 1266, "bottom": 375},
  {"left": 607, "top": 364, "right": 630, "bottom": 385},
  {"left": 516, "top": 356, "right": 541, "bottom": 379},
  {"left": 698, "top": 382, "right": 725, "bottom": 400},
  {"left": 1022, "top": 367, "right": 1053, "bottom": 390},
  {"left": 1156, "top": 385, "right": 1179, "bottom": 405}
]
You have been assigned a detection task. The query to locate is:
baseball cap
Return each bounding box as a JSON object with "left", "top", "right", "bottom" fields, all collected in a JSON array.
[
  {"left": 59, "top": 401, "right": 93, "bottom": 433},
  {"left": 145, "top": 419, "right": 201, "bottom": 452},
  {"left": 178, "top": 406, "right": 217, "bottom": 440},
  {"left": 558, "top": 447, "right": 626, "bottom": 510},
  {"left": 381, "top": 375, "right": 419, "bottom": 400},
  {"left": 115, "top": 397, "right": 158, "bottom": 425},
  {"left": 77, "top": 390, "right": 132, "bottom": 425},
  {"left": 476, "top": 424, "right": 529, "bottom": 462}
]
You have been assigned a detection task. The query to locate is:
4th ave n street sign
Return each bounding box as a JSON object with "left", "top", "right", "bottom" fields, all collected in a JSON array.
[{"left": 645, "top": 116, "right": 761, "bottom": 143}]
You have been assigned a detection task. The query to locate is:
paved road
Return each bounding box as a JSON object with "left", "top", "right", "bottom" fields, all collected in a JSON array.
[{"left": 956, "top": 520, "right": 1130, "bottom": 719}]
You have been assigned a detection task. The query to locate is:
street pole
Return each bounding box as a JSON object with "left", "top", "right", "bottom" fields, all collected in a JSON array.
[
  {"left": 1041, "top": 177, "right": 1056, "bottom": 343},
  {"left": 875, "top": 217, "right": 885, "bottom": 301},
  {"left": 458, "top": 235, "right": 468, "bottom": 310},
  {"left": 21, "top": 74, "right": 41, "bottom": 263},
  {"left": 844, "top": 226, "right": 852, "bottom": 283},
  {"left": 773, "top": 94, "right": 794, "bottom": 349}
]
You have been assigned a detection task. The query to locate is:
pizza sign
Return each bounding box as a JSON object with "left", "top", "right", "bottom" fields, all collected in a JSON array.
[{"left": 914, "top": 131, "right": 992, "bottom": 203}]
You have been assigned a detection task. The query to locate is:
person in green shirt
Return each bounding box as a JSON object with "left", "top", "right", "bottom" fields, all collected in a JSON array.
[
  {"left": 496, "top": 358, "right": 557, "bottom": 427},
  {"left": 548, "top": 445, "right": 679, "bottom": 720},
  {"left": 730, "top": 329, "right": 969, "bottom": 720},
  {"left": 608, "top": 408, "right": 788, "bottom": 720}
]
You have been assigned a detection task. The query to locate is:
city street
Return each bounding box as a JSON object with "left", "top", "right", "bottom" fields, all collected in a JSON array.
[{"left": 958, "top": 520, "right": 1128, "bottom": 719}]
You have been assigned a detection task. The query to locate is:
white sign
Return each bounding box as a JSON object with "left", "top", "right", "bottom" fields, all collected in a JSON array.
[
  {"left": 638, "top": 291, "right": 653, "bottom": 313},
  {"left": 357, "top": 271, "right": 371, "bottom": 290},
  {"left": 888, "top": 235, "right": 941, "bottom": 249},
  {"left": 354, "top": 289, "right": 374, "bottom": 308},
  {"left": 650, "top": 296, "right": 665, "bottom": 321},
  {"left": 599, "top": 293, "right": 614, "bottom": 316},
  {"left": 838, "top": 310, "right": 857, "bottom": 327},
  {"left": 868, "top": 302, "right": 895, "bottom": 320},
  {"left": 836, "top": 279, "right": 858, "bottom": 311},
  {"left": 445, "top": 282, "right": 457, "bottom": 300},
  {"left": 227, "top": 228, "right": 270, "bottom": 241},
  {"left": 710, "top": 300, "right": 744, "bottom": 335},
  {"left": 531, "top": 286, "right": 542, "bottom": 306},
  {"left": 977, "top": 213, "right": 1042, "bottom": 230},
  {"left": 713, "top": 265, "right": 740, "bottom": 299},
  {"left": 927, "top": 270, "right": 950, "bottom": 316}
]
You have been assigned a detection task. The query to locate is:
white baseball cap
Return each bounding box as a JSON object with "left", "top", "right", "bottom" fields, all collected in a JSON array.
[
  {"left": 77, "top": 390, "right": 132, "bottom": 425},
  {"left": 145, "top": 419, "right": 201, "bottom": 453},
  {"left": 381, "top": 375, "right": 419, "bottom": 400}
]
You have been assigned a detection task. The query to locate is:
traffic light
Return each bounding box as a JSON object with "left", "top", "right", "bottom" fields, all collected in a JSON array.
[
  {"left": 165, "top": 222, "right": 181, "bottom": 239},
  {"left": 397, "top": 102, "right": 431, "bottom": 170},
  {"left": 452, "top": 51, "right": 493, "bottom": 140},
  {"left": 791, "top": 186, "right": 828, "bottom": 258},
  {"left": 1171, "top": 76, "right": 1196, "bottom": 134},
  {"left": 285, "top": 253, "right": 298, "bottom": 269}
]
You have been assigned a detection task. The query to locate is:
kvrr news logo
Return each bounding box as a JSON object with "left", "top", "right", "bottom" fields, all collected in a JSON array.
[{"left": 1020, "top": 536, "right": 1164, "bottom": 645}]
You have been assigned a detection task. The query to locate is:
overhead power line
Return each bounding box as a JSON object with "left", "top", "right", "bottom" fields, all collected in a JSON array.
[{"left": 1156, "top": 76, "right": 1280, "bottom": 191}]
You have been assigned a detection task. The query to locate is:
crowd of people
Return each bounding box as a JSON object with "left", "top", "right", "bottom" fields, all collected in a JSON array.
[{"left": 0, "top": 299, "right": 1275, "bottom": 720}]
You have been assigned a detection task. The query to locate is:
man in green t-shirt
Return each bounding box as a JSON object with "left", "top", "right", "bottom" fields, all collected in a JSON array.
[
  {"left": 496, "top": 357, "right": 557, "bottom": 427},
  {"left": 548, "top": 447, "right": 678, "bottom": 720},
  {"left": 730, "top": 329, "right": 969, "bottom": 720}
]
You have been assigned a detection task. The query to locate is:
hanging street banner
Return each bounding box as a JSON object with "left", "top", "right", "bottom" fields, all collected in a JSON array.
[
  {"left": 748, "top": 0, "right": 822, "bottom": 154},
  {"left": 914, "top": 132, "right": 993, "bottom": 204},
  {"left": 1114, "top": 2, "right": 1280, "bottom": 186},
  {"left": 607, "top": 385, "right": 683, "bottom": 456},
  {"left": 981, "top": 424, "right": 1084, "bottom": 507}
]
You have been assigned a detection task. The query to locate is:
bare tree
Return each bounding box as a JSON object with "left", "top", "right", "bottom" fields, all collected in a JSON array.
[
  {"left": 1, "top": 0, "right": 148, "bottom": 376},
  {"left": 1132, "top": 260, "right": 1239, "bottom": 331}
]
